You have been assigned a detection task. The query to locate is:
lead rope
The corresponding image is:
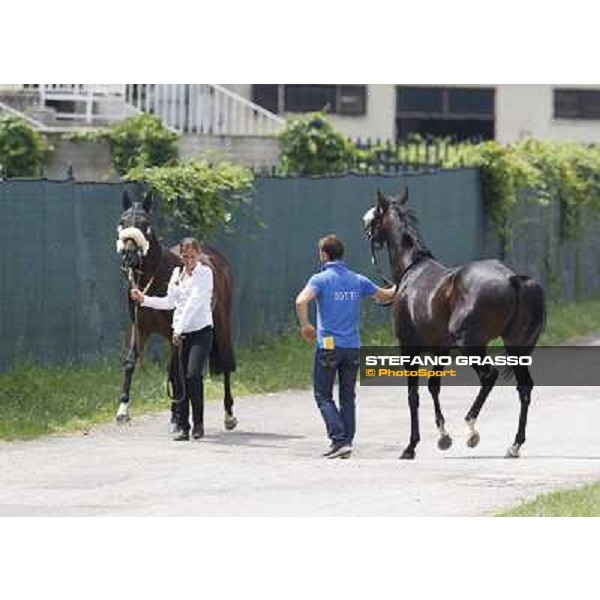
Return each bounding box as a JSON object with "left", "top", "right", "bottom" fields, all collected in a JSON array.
[
  {"left": 371, "top": 239, "right": 399, "bottom": 307},
  {"left": 128, "top": 268, "right": 155, "bottom": 371}
]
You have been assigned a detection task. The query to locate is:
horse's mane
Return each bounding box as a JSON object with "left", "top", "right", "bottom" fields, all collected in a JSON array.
[{"left": 390, "top": 200, "right": 435, "bottom": 261}]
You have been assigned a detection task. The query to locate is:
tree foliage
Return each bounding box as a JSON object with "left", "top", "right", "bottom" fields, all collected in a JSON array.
[
  {"left": 278, "top": 112, "right": 355, "bottom": 175},
  {"left": 0, "top": 116, "right": 51, "bottom": 177}
]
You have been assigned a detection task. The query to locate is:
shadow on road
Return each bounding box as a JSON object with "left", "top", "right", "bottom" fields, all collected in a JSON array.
[
  {"left": 201, "top": 430, "right": 306, "bottom": 448},
  {"left": 444, "top": 455, "right": 600, "bottom": 461}
]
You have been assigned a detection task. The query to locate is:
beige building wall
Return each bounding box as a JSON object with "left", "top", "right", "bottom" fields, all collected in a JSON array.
[
  {"left": 496, "top": 84, "right": 600, "bottom": 144},
  {"left": 224, "top": 84, "right": 396, "bottom": 140}
]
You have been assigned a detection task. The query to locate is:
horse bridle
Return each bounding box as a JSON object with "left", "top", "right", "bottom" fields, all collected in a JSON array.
[{"left": 367, "top": 211, "right": 429, "bottom": 306}]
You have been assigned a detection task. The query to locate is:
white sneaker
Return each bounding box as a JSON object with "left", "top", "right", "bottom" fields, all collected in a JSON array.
[{"left": 327, "top": 444, "right": 352, "bottom": 459}]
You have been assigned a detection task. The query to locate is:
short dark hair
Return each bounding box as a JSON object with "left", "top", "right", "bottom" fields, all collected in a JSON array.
[
  {"left": 180, "top": 237, "right": 201, "bottom": 253},
  {"left": 319, "top": 234, "right": 344, "bottom": 260}
]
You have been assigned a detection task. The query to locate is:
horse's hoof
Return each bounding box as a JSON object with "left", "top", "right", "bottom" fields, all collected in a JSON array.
[
  {"left": 437, "top": 434, "right": 453, "bottom": 451},
  {"left": 116, "top": 403, "right": 130, "bottom": 423},
  {"left": 224, "top": 414, "right": 238, "bottom": 431},
  {"left": 466, "top": 431, "right": 480, "bottom": 448},
  {"left": 400, "top": 448, "right": 415, "bottom": 460},
  {"left": 505, "top": 444, "right": 521, "bottom": 458}
]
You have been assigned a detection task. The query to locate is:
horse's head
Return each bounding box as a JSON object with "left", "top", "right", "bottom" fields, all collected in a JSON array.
[
  {"left": 363, "top": 188, "right": 410, "bottom": 248},
  {"left": 116, "top": 190, "right": 155, "bottom": 273},
  {"left": 363, "top": 187, "right": 433, "bottom": 279}
]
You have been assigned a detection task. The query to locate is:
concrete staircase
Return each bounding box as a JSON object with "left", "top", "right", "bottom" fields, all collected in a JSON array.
[{"left": 0, "top": 85, "right": 284, "bottom": 136}]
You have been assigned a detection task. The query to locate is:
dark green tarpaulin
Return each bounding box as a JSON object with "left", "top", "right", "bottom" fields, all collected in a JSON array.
[{"left": 0, "top": 169, "right": 483, "bottom": 369}]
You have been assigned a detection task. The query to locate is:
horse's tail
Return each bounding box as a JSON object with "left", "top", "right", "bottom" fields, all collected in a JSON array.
[
  {"left": 209, "top": 262, "right": 236, "bottom": 376},
  {"left": 500, "top": 275, "right": 546, "bottom": 377}
]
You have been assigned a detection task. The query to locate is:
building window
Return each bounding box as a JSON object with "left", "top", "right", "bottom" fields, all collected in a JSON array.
[
  {"left": 252, "top": 85, "right": 279, "bottom": 114},
  {"left": 554, "top": 89, "right": 600, "bottom": 119},
  {"left": 337, "top": 85, "right": 367, "bottom": 115},
  {"left": 448, "top": 88, "right": 494, "bottom": 115},
  {"left": 284, "top": 85, "right": 336, "bottom": 113},
  {"left": 251, "top": 85, "right": 367, "bottom": 116},
  {"left": 397, "top": 86, "right": 444, "bottom": 113},
  {"left": 396, "top": 85, "right": 495, "bottom": 141}
]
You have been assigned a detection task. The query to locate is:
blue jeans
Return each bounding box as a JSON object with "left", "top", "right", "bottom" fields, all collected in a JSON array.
[{"left": 313, "top": 347, "right": 360, "bottom": 446}]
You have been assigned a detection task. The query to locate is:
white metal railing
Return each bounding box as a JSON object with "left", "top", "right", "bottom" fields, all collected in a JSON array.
[
  {"left": 124, "top": 84, "right": 284, "bottom": 136},
  {"left": 38, "top": 84, "right": 130, "bottom": 124},
  {"left": 0, "top": 100, "right": 48, "bottom": 129}
]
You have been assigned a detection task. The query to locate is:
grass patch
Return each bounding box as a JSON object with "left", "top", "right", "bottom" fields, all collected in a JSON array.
[
  {"left": 538, "top": 298, "right": 600, "bottom": 345},
  {"left": 497, "top": 482, "right": 600, "bottom": 516},
  {"left": 1, "top": 296, "right": 600, "bottom": 440}
]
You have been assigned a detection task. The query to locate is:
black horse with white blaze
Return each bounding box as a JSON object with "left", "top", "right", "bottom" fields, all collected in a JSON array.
[{"left": 363, "top": 188, "right": 546, "bottom": 459}]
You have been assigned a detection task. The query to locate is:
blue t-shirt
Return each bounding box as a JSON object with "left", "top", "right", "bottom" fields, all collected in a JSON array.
[{"left": 307, "top": 261, "right": 378, "bottom": 348}]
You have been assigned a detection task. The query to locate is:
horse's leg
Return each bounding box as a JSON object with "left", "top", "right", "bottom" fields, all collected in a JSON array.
[
  {"left": 223, "top": 371, "right": 238, "bottom": 430},
  {"left": 400, "top": 373, "right": 421, "bottom": 460},
  {"left": 428, "top": 375, "right": 452, "bottom": 450},
  {"left": 506, "top": 364, "right": 533, "bottom": 458},
  {"left": 463, "top": 349, "right": 499, "bottom": 448},
  {"left": 116, "top": 326, "right": 148, "bottom": 422}
]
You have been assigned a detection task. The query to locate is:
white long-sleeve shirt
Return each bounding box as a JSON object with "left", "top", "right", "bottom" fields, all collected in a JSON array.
[{"left": 142, "top": 264, "right": 213, "bottom": 336}]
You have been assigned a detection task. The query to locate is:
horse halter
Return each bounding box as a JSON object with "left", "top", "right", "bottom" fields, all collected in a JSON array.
[
  {"left": 363, "top": 206, "right": 395, "bottom": 288},
  {"left": 117, "top": 203, "right": 151, "bottom": 276}
]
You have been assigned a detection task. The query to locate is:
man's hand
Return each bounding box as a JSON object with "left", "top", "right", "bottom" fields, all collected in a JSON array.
[
  {"left": 130, "top": 288, "right": 145, "bottom": 303},
  {"left": 300, "top": 324, "right": 316, "bottom": 343},
  {"left": 374, "top": 285, "right": 397, "bottom": 303},
  {"left": 172, "top": 333, "right": 182, "bottom": 347},
  {"left": 295, "top": 285, "right": 317, "bottom": 343}
]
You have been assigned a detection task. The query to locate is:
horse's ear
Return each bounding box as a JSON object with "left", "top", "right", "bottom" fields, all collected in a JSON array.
[
  {"left": 398, "top": 187, "right": 409, "bottom": 205},
  {"left": 122, "top": 190, "right": 132, "bottom": 211},
  {"left": 376, "top": 189, "right": 389, "bottom": 212},
  {"left": 143, "top": 192, "right": 153, "bottom": 214}
]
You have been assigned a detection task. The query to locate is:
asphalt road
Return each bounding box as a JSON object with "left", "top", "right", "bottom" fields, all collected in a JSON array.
[{"left": 1, "top": 380, "right": 600, "bottom": 516}]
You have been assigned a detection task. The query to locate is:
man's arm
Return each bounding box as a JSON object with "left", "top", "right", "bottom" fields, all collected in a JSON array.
[{"left": 295, "top": 285, "right": 317, "bottom": 343}]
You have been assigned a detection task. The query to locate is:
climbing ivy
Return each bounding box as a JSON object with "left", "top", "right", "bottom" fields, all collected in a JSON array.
[
  {"left": 446, "top": 140, "right": 600, "bottom": 244},
  {"left": 125, "top": 160, "right": 255, "bottom": 238}
]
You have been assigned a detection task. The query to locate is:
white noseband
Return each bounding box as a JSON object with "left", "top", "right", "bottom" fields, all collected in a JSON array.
[
  {"left": 116, "top": 226, "right": 150, "bottom": 255},
  {"left": 362, "top": 207, "right": 376, "bottom": 229}
]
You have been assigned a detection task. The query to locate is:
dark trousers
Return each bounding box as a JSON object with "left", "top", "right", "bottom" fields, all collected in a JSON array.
[
  {"left": 313, "top": 347, "right": 360, "bottom": 446},
  {"left": 174, "top": 326, "right": 213, "bottom": 432}
]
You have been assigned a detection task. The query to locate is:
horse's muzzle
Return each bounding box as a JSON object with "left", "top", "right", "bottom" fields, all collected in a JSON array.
[{"left": 120, "top": 246, "right": 143, "bottom": 273}]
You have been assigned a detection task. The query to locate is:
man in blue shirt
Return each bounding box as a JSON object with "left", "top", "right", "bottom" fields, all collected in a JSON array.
[{"left": 295, "top": 234, "right": 396, "bottom": 459}]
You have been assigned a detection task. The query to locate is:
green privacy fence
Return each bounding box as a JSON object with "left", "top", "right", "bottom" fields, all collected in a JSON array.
[
  {"left": 216, "top": 169, "right": 485, "bottom": 345},
  {"left": 0, "top": 169, "right": 483, "bottom": 369},
  {"left": 0, "top": 180, "right": 133, "bottom": 370}
]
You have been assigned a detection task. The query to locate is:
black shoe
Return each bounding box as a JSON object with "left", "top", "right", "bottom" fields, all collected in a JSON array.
[
  {"left": 173, "top": 430, "right": 190, "bottom": 441},
  {"left": 192, "top": 424, "right": 204, "bottom": 440}
]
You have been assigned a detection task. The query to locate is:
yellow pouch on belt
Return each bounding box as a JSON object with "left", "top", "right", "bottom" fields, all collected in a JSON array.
[{"left": 322, "top": 336, "right": 335, "bottom": 350}]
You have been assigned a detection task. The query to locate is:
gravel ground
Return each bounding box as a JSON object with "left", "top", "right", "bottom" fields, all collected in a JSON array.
[{"left": 1, "top": 379, "right": 600, "bottom": 516}]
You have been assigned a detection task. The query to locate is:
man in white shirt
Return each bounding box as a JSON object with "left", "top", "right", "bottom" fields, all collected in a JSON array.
[{"left": 131, "top": 238, "right": 213, "bottom": 441}]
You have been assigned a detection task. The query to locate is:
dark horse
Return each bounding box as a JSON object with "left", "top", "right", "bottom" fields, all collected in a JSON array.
[
  {"left": 363, "top": 188, "right": 545, "bottom": 459},
  {"left": 115, "top": 190, "right": 238, "bottom": 430}
]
